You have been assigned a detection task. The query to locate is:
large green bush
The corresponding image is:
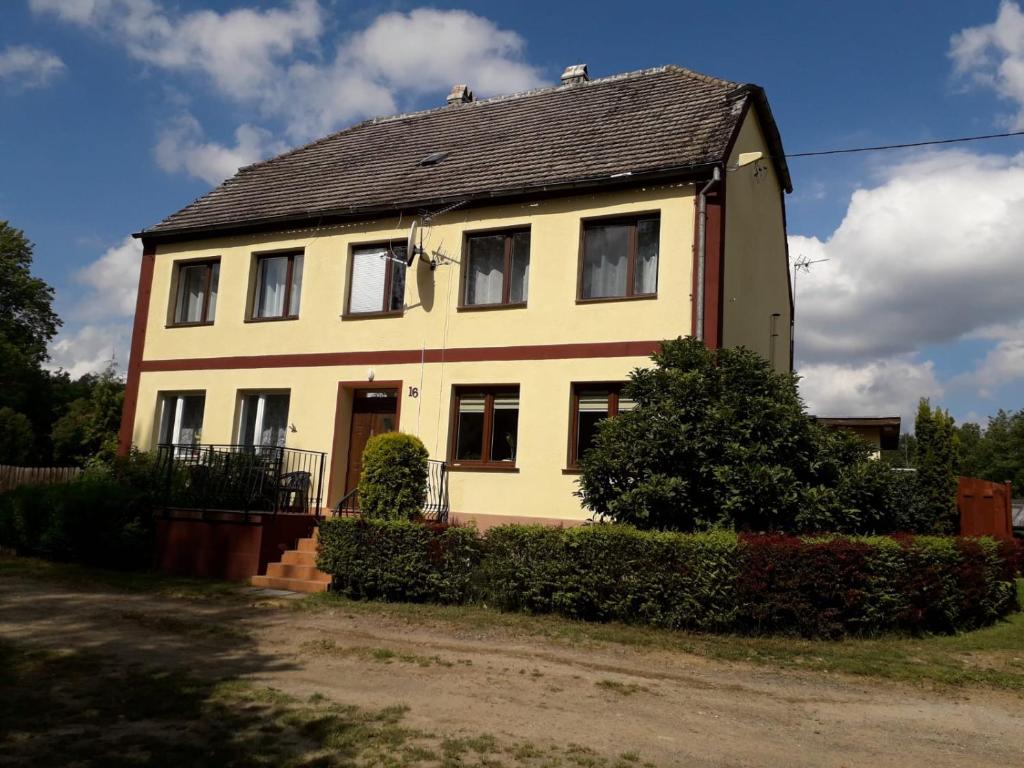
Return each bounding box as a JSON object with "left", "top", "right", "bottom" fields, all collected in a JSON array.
[
  {"left": 577, "top": 337, "right": 940, "bottom": 535},
  {"left": 315, "top": 519, "right": 1020, "bottom": 637},
  {"left": 358, "top": 432, "right": 429, "bottom": 520},
  {"left": 317, "top": 516, "right": 480, "bottom": 603}
]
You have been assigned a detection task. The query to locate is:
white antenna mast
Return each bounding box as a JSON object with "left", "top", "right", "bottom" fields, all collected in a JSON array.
[{"left": 792, "top": 254, "right": 829, "bottom": 299}]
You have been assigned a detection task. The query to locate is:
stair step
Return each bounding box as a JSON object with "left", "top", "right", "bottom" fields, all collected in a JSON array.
[
  {"left": 281, "top": 550, "right": 317, "bottom": 566},
  {"left": 250, "top": 575, "right": 329, "bottom": 593},
  {"left": 266, "top": 563, "right": 330, "bottom": 581},
  {"left": 295, "top": 537, "right": 318, "bottom": 552}
]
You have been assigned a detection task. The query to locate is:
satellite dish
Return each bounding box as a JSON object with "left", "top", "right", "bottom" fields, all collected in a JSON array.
[{"left": 406, "top": 220, "right": 419, "bottom": 266}]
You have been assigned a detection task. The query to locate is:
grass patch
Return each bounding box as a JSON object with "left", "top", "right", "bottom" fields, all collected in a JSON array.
[
  {"left": 118, "top": 608, "right": 251, "bottom": 641},
  {"left": 300, "top": 638, "right": 455, "bottom": 667},
  {"left": 0, "top": 554, "right": 242, "bottom": 601},
  {"left": 300, "top": 581, "right": 1024, "bottom": 693}
]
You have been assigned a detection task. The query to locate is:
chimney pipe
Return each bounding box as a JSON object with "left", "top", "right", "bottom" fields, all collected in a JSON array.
[
  {"left": 560, "top": 64, "right": 589, "bottom": 86},
  {"left": 446, "top": 84, "right": 473, "bottom": 105}
]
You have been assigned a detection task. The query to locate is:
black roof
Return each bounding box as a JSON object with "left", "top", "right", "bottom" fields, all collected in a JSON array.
[{"left": 140, "top": 65, "right": 790, "bottom": 241}]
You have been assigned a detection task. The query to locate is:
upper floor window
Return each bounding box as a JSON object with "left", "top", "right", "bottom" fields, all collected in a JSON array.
[
  {"left": 451, "top": 386, "right": 520, "bottom": 468},
  {"left": 462, "top": 229, "right": 530, "bottom": 307},
  {"left": 568, "top": 383, "right": 636, "bottom": 467},
  {"left": 253, "top": 252, "right": 303, "bottom": 320},
  {"left": 580, "top": 215, "right": 660, "bottom": 300},
  {"left": 347, "top": 244, "right": 406, "bottom": 316},
  {"left": 238, "top": 392, "right": 290, "bottom": 448},
  {"left": 172, "top": 260, "right": 219, "bottom": 325},
  {"left": 158, "top": 393, "right": 205, "bottom": 446}
]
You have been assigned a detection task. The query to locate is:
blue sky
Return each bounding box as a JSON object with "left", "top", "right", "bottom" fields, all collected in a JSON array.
[{"left": 3, "top": 0, "right": 1024, "bottom": 428}]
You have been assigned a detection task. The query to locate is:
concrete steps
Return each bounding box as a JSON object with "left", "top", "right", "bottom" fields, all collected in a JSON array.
[{"left": 250, "top": 530, "right": 329, "bottom": 593}]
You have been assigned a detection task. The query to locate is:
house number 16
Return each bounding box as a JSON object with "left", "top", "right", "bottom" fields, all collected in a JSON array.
[{"left": 408, "top": 386, "right": 419, "bottom": 398}]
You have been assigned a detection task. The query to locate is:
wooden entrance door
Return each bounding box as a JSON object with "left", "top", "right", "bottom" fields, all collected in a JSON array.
[{"left": 345, "top": 388, "right": 399, "bottom": 495}]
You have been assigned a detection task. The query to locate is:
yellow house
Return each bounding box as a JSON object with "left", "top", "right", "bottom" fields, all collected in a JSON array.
[{"left": 119, "top": 64, "right": 793, "bottom": 537}]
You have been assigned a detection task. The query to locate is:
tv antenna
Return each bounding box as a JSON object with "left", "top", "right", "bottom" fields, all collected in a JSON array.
[{"left": 792, "top": 254, "right": 829, "bottom": 296}]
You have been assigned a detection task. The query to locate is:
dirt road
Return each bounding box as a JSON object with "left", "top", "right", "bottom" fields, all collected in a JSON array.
[{"left": 1, "top": 574, "right": 1022, "bottom": 767}]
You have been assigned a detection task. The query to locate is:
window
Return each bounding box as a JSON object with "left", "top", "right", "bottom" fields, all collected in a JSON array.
[
  {"left": 172, "top": 260, "right": 219, "bottom": 324},
  {"left": 238, "top": 392, "right": 290, "bottom": 448},
  {"left": 253, "top": 252, "right": 303, "bottom": 319},
  {"left": 580, "top": 215, "right": 660, "bottom": 300},
  {"left": 462, "top": 230, "right": 530, "bottom": 306},
  {"left": 451, "top": 387, "right": 520, "bottom": 467},
  {"left": 347, "top": 244, "right": 406, "bottom": 315},
  {"left": 568, "top": 383, "right": 636, "bottom": 467},
  {"left": 157, "top": 393, "right": 206, "bottom": 446}
]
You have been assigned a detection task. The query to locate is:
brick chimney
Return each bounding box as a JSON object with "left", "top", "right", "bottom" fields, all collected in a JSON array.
[
  {"left": 446, "top": 84, "right": 473, "bottom": 105},
  {"left": 560, "top": 64, "right": 589, "bottom": 86}
]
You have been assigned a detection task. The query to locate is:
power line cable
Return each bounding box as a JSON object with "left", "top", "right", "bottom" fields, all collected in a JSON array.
[{"left": 783, "top": 129, "right": 1024, "bottom": 159}]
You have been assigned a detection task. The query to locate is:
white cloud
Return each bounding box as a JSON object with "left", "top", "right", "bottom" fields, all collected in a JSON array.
[
  {"left": 792, "top": 148, "right": 1024, "bottom": 419},
  {"left": 0, "top": 44, "right": 66, "bottom": 88},
  {"left": 952, "top": 333, "right": 1024, "bottom": 398},
  {"left": 792, "top": 150, "right": 1024, "bottom": 364},
  {"left": 48, "top": 323, "right": 131, "bottom": 379},
  {"left": 154, "top": 113, "right": 286, "bottom": 185},
  {"left": 47, "top": 236, "right": 142, "bottom": 377},
  {"left": 32, "top": 1, "right": 545, "bottom": 143},
  {"left": 798, "top": 357, "right": 942, "bottom": 424},
  {"left": 74, "top": 235, "right": 142, "bottom": 318},
  {"left": 950, "top": 1, "right": 1024, "bottom": 127}
]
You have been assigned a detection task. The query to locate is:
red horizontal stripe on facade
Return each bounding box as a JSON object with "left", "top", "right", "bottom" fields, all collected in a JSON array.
[{"left": 138, "top": 340, "right": 663, "bottom": 372}]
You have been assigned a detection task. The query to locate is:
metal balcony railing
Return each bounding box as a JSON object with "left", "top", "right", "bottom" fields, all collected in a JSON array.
[
  {"left": 335, "top": 459, "right": 449, "bottom": 523},
  {"left": 155, "top": 443, "right": 326, "bottom": 516}
]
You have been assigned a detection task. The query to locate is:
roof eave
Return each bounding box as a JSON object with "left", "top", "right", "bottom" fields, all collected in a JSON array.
[{"left": 134, "top": 161, "right": 723, "bottom": 244}]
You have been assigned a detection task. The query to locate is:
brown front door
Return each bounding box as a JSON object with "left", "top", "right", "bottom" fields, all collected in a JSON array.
[{"left": 345, "top": 388, "right": 399, "bottom": 495}]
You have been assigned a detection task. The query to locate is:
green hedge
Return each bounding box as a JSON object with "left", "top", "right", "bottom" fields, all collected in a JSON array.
[
  {"left": 316, "top": 518, "right": 1020, "bottom": 637},
  {"left": 0, "top": 476, "right": 154, "bottom": 569},
  {"left": 317, "top": 516, "right": 480, "bottom": 604}
]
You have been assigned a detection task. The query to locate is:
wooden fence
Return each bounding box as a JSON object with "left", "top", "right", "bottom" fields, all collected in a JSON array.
[
  {"left": 958, "top": 476, "right": 1014, "bottom": 538},
  {"left": 0, "top": 465, "right": 82, "bottom": 493}
]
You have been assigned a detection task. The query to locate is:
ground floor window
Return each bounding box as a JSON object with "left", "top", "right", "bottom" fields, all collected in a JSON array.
[
  {"left": 238, "top": 392, "right": 290, "bottom": 448},
  {"left": 451, "top": 386, "right": 520, "bottom": 467},
  {"left": 568, "top": 383, "right": 635, "bottom": 467},
  {"left": 158, "top": 393, "right": 206, "bottom": 446}
]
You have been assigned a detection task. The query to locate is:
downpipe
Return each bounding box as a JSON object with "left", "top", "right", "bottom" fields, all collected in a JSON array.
[{"left": 695, "top": 166, "right": 722, "bottom": 343}]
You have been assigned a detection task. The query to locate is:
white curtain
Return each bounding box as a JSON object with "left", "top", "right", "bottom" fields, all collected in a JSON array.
[
  {"left": 256, "top": 256, "right": 288, "bottom": 317},
  {"left": 509, "top": 231, "right": 530, "bottom": 303},
  {"left": 633, "top": 219, "right": 659, "bottom": 295},
  {"left": 350, "top": 248, "right": 387, "bottom": 313},
  {"left": 176, "top": 265, "right": 206, "bottom": 322},
  {"left": 260, "top": 394, "right": 289, "bottom": 447},
  {"left": 288, "top": 255, "right": 303, "bottom": 315},
  {"left": 173, "top": 395, "right": 204, "bottom": 444},
  {"left": 466, "top": 236, "right": 504, "bottom": 304},
  {"left": 207, "top": 263, "right": 219, "bottom": 319},
  {"left": 582, "top": 225, "right": 628, "bottom": 298}
]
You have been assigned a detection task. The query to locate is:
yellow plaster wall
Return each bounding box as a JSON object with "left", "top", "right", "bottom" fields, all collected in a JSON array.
[
  {"left": 134, "top": 355, "right": 654, "bottom": 521},
  {"left": 144, "top": 185, "right": 697, "bottom": 362},
  {"left": 722, "top": 110, "right": 793, "bottom": 372},
  {"left": 135, "top": 184, "right": 705, "bottom": 521}
]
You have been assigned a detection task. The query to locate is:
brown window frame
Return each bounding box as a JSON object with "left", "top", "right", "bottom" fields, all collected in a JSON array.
[
  {"left": 459, "top": 227, "right": 530, "bottom": 310},
  {"left": 566, "top": 382, "right": 630, "bottom": 470},
  {"left": 577, "top": 213, "right": 660, "bottom": 303},
  {"left": 249, "top": 251, "right": 303, "bottom": 322},
  {"left": 344, "top": 242, "right": 407, "bottom": 319},
  {"left": 169, "top": 258, "right": 219, "bottom": 327},
  {"left": 448, "top": 385, "right": 521, "bottom": 471}
]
